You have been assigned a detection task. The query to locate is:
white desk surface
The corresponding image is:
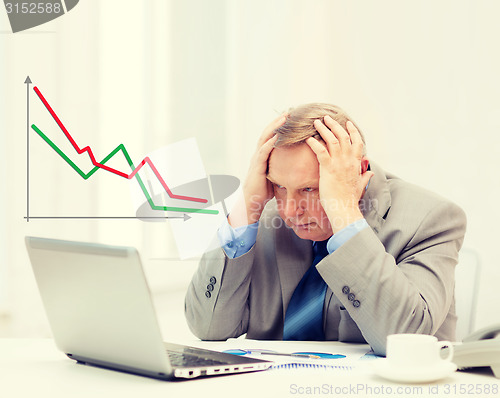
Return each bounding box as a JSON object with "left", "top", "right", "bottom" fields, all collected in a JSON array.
[{"left": 0, "top": 339, "right": 497, "bottom": 398}]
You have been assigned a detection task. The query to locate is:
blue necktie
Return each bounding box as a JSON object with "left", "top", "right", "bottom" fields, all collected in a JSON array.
[{"left": 283, "top": 240, "right": 329, "bottom": 340}]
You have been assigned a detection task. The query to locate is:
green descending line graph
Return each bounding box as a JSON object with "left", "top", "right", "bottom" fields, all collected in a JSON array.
[
  {"left": 29, "top": 83, "right": 218, "bottom": 217},
  {"left": 31, "top": 125, "right": 217, "bottom": 215}
]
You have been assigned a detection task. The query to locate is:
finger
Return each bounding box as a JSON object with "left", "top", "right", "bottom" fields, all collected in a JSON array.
[
  {"left": 258, "top": 113, "right": 287, "bottom": 147},
  {"left": 323, "top": 115, "right": 352, "bottom": 150},
  {"left": 313, "top": 118, "right": 340, "bottom": 155},
  {"left": 345, "top": 120, "right": 364, "bottom": 158},
  {"left": 306, "top": 136, "right": 331, "bottom": 165},
  {"left": 254, "top": 134, "right": 278, "bottom": 174}
]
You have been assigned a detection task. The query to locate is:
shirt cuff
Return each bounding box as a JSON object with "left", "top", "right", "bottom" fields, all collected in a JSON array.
[
  {"left": 327, "top": 218, "right": 369, "bottom": 253},
  {"left": 217, "top": 218, "right": 259, "bottom": 258}
]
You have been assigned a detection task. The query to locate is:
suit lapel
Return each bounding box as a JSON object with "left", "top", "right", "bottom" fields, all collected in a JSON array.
[{"left": 359, "top": 161, "right": 391, "bottom": 233}]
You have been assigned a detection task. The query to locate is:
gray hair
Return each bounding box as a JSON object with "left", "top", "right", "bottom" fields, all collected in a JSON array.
[{"left": 273, "top": 103, "right": 367, "bottom": 155}]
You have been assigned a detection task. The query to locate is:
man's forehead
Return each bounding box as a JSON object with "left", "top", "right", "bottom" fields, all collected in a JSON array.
[
  {"left": 268, "top": 143, "right": 319, "bottom": 165},
  {"left": 267, "top": 144, "right": 320, "bottom": 185}
]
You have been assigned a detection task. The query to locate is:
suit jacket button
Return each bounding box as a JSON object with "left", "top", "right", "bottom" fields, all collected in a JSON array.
[
  {"left": 205, "top": 291, "right": 212, "bottom": 299},
  {"left": 353, "top": 300, "right": 361, "bottom": 308},
  {"left": 206, "top": 283, "right": 214, "bottom": 292},
  {"left": 210, "top": 276, "right": 217, "bottom": 284},
  {"left": 342, "top": 286, "right": 350, "bottom": 295},
  {"left": 348, "top": 293, "right": 355, "bottom": 301}
]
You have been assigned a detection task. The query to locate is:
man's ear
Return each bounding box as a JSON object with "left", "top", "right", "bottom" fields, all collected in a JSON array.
[{"left": 361, "top": 157, "right": 370, "bottom": 173}]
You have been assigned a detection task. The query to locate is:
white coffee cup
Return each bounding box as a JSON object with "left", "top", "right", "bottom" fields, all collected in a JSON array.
[{"left": 386, "top": 334, "right": 454, "bottom": 368}]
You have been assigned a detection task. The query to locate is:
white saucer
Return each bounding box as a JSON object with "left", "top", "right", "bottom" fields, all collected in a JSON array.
[{"left": 373, "top": 359, "right": 457, "bottom": 383}]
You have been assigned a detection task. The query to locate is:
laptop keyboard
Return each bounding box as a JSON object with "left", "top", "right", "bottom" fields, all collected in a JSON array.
[{"left": 166, "top": 350, "right": 226, "bottom": 367}]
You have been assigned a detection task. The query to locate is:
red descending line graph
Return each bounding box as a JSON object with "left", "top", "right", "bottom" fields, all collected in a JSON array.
[{"left": 32, "top": 86, "right": 209, "bottom": 206}]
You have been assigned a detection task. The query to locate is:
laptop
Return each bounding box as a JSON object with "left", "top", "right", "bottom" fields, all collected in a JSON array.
[{"left": 25, "top": 236, "right": 272, "bottom": 380}]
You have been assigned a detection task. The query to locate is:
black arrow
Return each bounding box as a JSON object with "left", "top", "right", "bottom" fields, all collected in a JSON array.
[{"left": 25, "top": 76, "right": 32, "bottom": 222}]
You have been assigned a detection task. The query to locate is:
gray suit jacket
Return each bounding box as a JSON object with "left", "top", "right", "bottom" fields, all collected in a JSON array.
[{"left": 184, "top": 162, "right": 466, "bottom": 355}]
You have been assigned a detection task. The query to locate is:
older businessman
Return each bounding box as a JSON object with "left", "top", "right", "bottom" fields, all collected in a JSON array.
[{"left": 185, "top": 103, "right": 466, "bottom": 355}]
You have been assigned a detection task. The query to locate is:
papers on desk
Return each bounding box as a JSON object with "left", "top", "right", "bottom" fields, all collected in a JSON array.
[
  {"left": 220, "top": 339, "right": 374, "bottom": 372},
  {"left": 271, "top": 363, "right": 354, "bottom": 371}
]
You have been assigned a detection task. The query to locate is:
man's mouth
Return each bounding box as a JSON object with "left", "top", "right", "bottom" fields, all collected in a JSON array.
[{"left": 292, "top": 222, "right": 315, "bottom": 230}]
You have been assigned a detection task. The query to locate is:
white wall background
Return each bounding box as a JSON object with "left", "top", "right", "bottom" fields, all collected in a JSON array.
[{"left": 0, "top": 0, "right": 499, "bottom": 338}]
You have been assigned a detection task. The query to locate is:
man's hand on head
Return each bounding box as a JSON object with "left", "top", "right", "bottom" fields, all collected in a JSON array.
[
  {"left": 228, "top": 113, "right": 287, "bottom": 228},
  {"left": 306, "top": 115, "right": 374, "bottom": 234}
]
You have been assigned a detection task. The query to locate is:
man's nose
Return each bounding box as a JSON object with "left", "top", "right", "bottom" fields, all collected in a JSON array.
[{"left": 283, "top": 194, "right": 304, "bottom": 219}]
